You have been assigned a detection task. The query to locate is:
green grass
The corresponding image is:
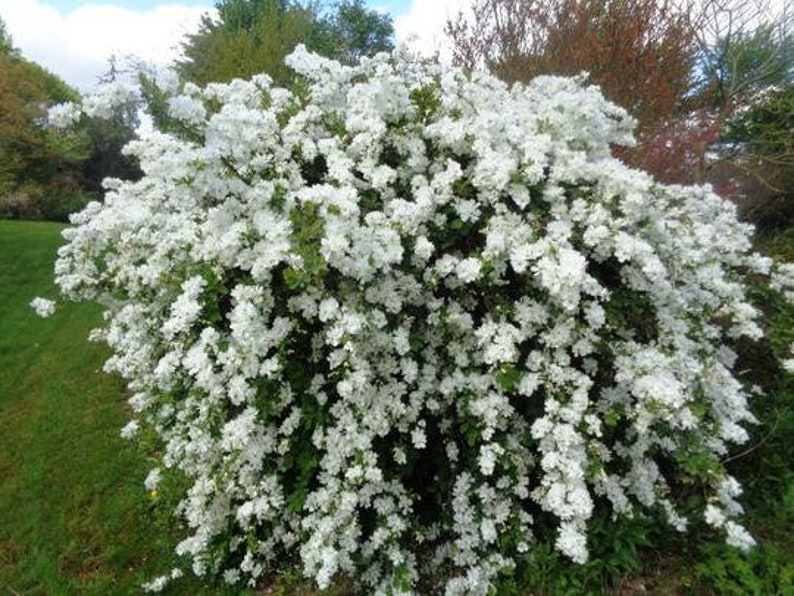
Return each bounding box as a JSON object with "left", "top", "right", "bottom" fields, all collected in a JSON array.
[{"left": 0, "top": 220, "right": 223, "bottom": 594}]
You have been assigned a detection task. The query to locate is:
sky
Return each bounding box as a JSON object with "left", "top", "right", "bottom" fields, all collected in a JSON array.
[{"left": 0, "top": 0, "right": 467, "bottom": 92}]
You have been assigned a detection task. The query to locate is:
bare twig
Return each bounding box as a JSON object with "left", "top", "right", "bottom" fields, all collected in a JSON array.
[{"left": 721, "top": 414, "right": 780, "bottom": 464}]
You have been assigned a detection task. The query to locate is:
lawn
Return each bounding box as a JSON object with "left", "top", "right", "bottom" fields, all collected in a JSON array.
[
  {"left": 1, "top": 218, "right": 792, "bottom": 594},
  {"left": 0, "top": 220, "right": 221, "bottom": 594}
]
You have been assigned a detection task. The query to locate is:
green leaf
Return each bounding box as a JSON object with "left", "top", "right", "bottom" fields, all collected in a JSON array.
[
  {"left": 496, "top": 364, "right": 521, "bottom": 393},
  {"left": 450, "top": 218, "right": 465, "bottom": 231}
]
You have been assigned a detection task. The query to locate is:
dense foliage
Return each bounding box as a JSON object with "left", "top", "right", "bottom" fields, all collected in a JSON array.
[
  {"left": 46, "top": 46, "right": 791, "bottom": 594},
  {"left": 177, "top": 0, "right": 394, "bottom": 86},
  {"left": 722, "top": 84, "right": 794, "bottom": 226},
  {"left": 0, "top": 24, "right": 87, "bottom": 220},
  {"left": 445, "top": 0, "right": 698, "bottom": 129},
  {"left": 0, "top": 16, "right": 141, "bottom": 221},
  {"left": 697, "top": 16, "right": 793, "bottom": 111}
]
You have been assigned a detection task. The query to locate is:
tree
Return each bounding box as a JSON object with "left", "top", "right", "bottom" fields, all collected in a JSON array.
[
  {"left": 177, "top": 0, "right": 316, "bottom": 85},
  {"left": 0, "top": 26, "right": 89, "bottom": 219},
  {"left": 446, "top": 0, "right": 698, "bottom": 129},
  {"left": 691, "top": 1, "right": 794, "bottom": 225},
  {"left": 176, "top": 0, "right": 394, "bottom": 86},
  {"left": 695, "top": 0, "right": 793, "bottom": 111},
  {"left": 0, "top": 27, "right": 143, "bottom": 220},
  {"left": 714, "top": 83, "right": 794, "bottom": 226},
  {"left": 312, "top": 0, "right": 394, "bottom": 64},
  {"left": 0, "top": 14, "right": 16, "bottom": 56}
]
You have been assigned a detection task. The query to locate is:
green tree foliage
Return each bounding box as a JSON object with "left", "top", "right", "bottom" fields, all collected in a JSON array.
[
  {"left": 178, "top": 0, "right": 315, "bottom": 85},
  {"left": 312, "top": 0, "right": 394, "bottom": 64},
  {"left": 710, "top": 24, "right": 793, "bottom": 105},
  {"left": 0, "top": 13, "right": 16, "bottom": 56},
  {"left": 695, "top": 2, "right": 793, "bottom": 226},
  {"left": 722, "top": 84, "right": 794, "bottom": 226},
  {"left": 81, "top": 109, "right": 140, "bottom": 196},
  {"left": 0, "top": 19, "right": 89, "bottom": 219},
  {"left": 696, "top": 1, "right": 793, "bottom": 110},
  {"left": 0, "top": 23, "right": 142, "bottom": 221},
  {"left": 137, "top": 73, "right": 178, "bottom": 135},
  {"left": 176, "top": 0, "right": 394, "bottom": 86}
]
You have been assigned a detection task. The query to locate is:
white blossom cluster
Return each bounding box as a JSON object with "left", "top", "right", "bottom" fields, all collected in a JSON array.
[
  {"left": 47, "top": 101, "right": 83, "bottom": 129},
  {"left": 51, "top": 45, "right": 782, "bottom": 593},
  {"left": 771, "top": 263, "right": 794, "bottom": 373},
  {"left": 46, "top": 80, "right": 141, "bottom": 129},
  {"left": 30, "top": 296, "right": 56, "bottom": 317}
]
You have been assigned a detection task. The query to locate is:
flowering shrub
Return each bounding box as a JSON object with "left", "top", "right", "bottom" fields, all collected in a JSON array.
[{"left": 47, "top": 46, "right": 785, "bottom": 593}]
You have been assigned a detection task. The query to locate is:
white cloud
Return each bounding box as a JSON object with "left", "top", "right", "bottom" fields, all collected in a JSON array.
[
  {"left": 0, "top": 0, "right": 213, "bottom": 91},
  {"left": 393, "top": 0, "right": 472, "bottom": 61}
]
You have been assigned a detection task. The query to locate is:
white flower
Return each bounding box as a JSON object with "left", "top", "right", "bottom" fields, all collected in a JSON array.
[
  {"left": 478, "top": 443, "right": 504, "bottom": 476},
  {"left": 411, "top": 426, "right": 427, "bottom": 449},
  {"left": 30, "top": 297, "right": 56, "bottom": 318},
  {"left": 142, "top": 575, "right": 168, "bottom": 593},
  {"left": 318, "top": 298, "right": 340, "bottom": 322},
  {"left": 162, "top": 276, "right": 206, "bottom": 339},
  {"left": 120, "top": 420, "right": 139, "bottom": 439},
  {"left": 145, "top": 468, "right": 162, "bottom": 491},
  {"left": 167, "top": 95, "right": 207, "bottom": 125},
  {"left": 44, "top": 43, "right": 775, "bottom": 594},
  {"left": 725, "top": 521, "right": 755, "bottom": 551},
  {"left": 480, "top": 518, "right": 497, "bottom": 543},
  {"left": 393, "top": 447, "right": 407, "bottom": 465},
  {"left": 456, "top": 257, "right": 482, "bottom": 284},
  {"left": 556, "top": 522, "right": 588, "bottom": 564},
  {"left": 704, "top": 504, "right": 726, "bottom": 527},
  {"left": 83, "top": 81, "right": 139, "bottom": 119},
  {"left": 47, "top": 102, "right": 82, "bottom": 128},
  {"left": 414, "top": 236, "right": 434, "bottom": 261}
]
